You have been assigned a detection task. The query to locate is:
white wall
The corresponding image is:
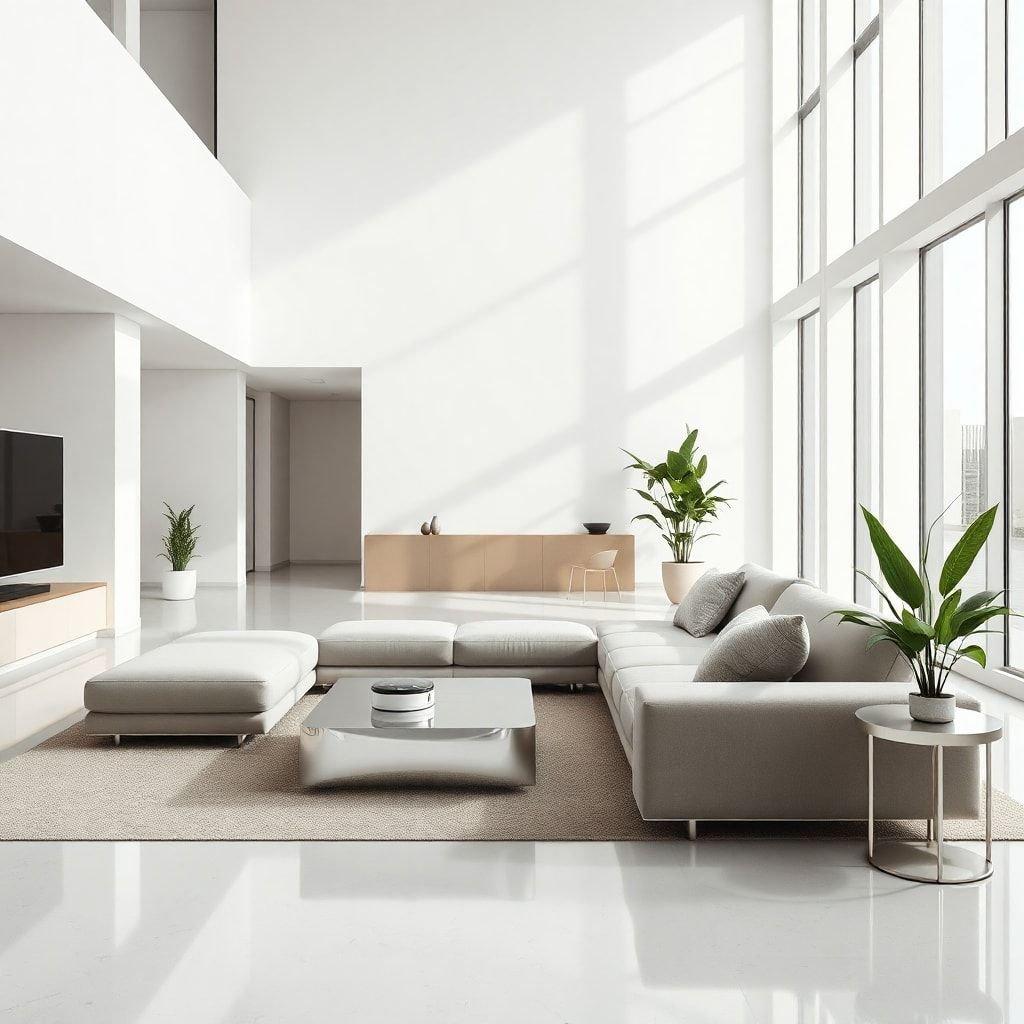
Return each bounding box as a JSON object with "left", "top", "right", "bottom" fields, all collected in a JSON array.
[
  {"left": 251, "top": 390, "right": 291, "bottom": 571},
  {"left": 0, "top": 314, "right": 140, "bottom": 633},
  {"left": 141, "top": 11, "right": 215, "bottom": 152},
  {"left": 0, "top": 0, "right": 250, "bottom": 362},
  {"left": 218, "top": 0, "right": 772, "bottom": 580},
  {"left": 289, "top": 402, "right": 361, "bottom": 564},
  {"left": 141, "top": 370, "right": 246, "bottom": 585}
]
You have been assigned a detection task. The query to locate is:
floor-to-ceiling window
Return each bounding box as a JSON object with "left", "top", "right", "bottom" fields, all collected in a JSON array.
[
  {"left": 854, "top": 9, "right": 880, "bottom": 241},
  {"left": 922, "top": 0, "right": 987, "bottom": 192},
  {"left": 799, "top": 0, "right": 821, "bottom": 280},
  {"left": 798, "top": 310, "right": 820, "bottom": 578},
  {"left": 854, "top": 276, "right": 881, "bottom": 606},
  {"left": 923, "top": 219, "right": 988, "bottom": 593},
  {"left": 1008, "top": 194, "right": 1024, "bottom": 668}
]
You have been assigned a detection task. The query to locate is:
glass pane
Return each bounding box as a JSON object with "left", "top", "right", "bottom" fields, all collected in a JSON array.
[
  {"left": 922, "top": 0, "right": 986, "bottom": 191},
  {"left": 826, "top": 309, "right": 855, "bottom": 601},
  {"left": 799, "top": 311, "right": 820, "bottom": 580},
  {"left": 1011, "top": 0, "right": 1024, "bottom": 135},
  {"left": 801, "top": 0, "right": 820, "bottom": 100},
  {"left": 800, "top": 105, "right": 820, "bottom": 279},
  {"left": 1009, "top": 198, "right": 1024, "bottom": 667},
  {"left": 854, "top": 38, "right": 880, "bottom": 241},
  {"left": 855, "top": 0, "right": 879, "bottom": 38},
  {"left": 923, "top": 221, "right": 988, "bottom": 600},
  {"left": 854, "top": 279, "right": 881, "bottom": 608}
]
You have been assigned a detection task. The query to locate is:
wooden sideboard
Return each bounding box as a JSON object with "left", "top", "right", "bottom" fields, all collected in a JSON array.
[
  {"left": 364, "top": 535, "right": 635, "bottom": 592},
  {"left": 0, "top": 583, "right": 108, "bottom": 669}
]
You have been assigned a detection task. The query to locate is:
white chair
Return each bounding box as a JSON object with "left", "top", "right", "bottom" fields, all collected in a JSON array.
[{"left": 567, "top": 549, "right": 621, "bottom": 603}]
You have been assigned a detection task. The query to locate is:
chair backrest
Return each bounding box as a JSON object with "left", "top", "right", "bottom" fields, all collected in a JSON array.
[{"left": 589, "top": 549, "right": 617, "bottom": 570}]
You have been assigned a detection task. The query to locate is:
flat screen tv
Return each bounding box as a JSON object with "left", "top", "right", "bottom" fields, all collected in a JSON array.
[{"left": 0, "top": 430, "right": 64, "bottom": 586}]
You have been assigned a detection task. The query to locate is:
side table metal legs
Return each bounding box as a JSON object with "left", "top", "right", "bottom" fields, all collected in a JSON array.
[{"left": 866, "top": 736, "right": 994, "bottom": 884}]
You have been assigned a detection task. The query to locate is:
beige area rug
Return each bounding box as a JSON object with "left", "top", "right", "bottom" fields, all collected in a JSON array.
[{"left": 1, "top": 691, "right": 1022, "bottom": 842}]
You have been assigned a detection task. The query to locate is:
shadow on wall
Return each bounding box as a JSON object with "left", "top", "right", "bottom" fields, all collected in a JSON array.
[{"left": 223, "top": 0, "right": 771, "bottom": 578}]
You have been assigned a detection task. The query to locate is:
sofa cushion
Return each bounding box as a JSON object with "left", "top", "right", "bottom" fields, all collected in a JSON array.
[
  {"left": 618, "top": 688, "right": 637, "bottom": 745},
  {"left": 693, "top": 612, "right": 809, "bottom": 682},
  {"left": 597, "top": 627, "right": 714, "bottom": 671},
  {"left": 454, "top": 620, "right": 597, "bottom": 667},
  {"left": 84, "top": 630, "right": 318, "bottom": 715},
  {"left": 318, "top": 620, "right": 456, "bottom": 667},
  {"left": 612, "top": 664, "right": 697, "bottom": 715},
  {"left": 603, "top": 645, "right": 708, "bottom": 694},
  {"left": 770, "top": 583, "right": 909, "bottom": 683},
  {"left": 673, "top": 569, "right": 745, "bottom": 636},
  {"left": 720, "top": 563, "right": 803, "bottom": 625}
]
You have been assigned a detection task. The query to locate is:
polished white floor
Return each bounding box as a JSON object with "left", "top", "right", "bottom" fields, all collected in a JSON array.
[{"left": 2, "top": 566, "right": 1024, "bottom": 1023}]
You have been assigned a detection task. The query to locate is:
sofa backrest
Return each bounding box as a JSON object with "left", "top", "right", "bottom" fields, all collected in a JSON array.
[
  {"left": 720, "top": 563, "right": 802, "bottom": 626},
  {"left": 770, "top": 582, "right": 910, "bottom": 683}
]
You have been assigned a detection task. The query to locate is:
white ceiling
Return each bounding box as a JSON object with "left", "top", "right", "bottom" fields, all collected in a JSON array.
[
  {"left": 245, "top": 367, "right": 362, "bottom": 401},
  {"left": 0, "top": 235, "right": 361, "bottom": 397}
]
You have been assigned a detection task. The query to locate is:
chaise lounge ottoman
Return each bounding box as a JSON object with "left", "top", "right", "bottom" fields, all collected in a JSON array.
[{"left": 83, "top": 630, "right": 318, "bottom": 744}]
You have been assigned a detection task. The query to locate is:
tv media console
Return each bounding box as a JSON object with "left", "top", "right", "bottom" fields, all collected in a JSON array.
[{"left": 0, "top": 583, "right": 108, "bottom": 670}]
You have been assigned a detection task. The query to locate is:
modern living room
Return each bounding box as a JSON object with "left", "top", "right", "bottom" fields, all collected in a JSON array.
[{"left": 2, "top": 0, "right": 1024, "bottom": 1020}]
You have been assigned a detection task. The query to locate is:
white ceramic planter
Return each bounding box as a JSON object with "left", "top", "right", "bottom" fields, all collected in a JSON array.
[
  {"left": 162, "top": 569, "right": 197, "bottom": 601},
  {"left": 661, "top": 561, "right": 705, "bottom": 604},
  {"left": 908, "top": 691, "right": 956, "bottom": 724}
]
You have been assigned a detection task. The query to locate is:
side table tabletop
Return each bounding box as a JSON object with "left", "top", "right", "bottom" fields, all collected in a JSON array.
[{"left": 856, "top": 704, "right": 1003, "bottom": 884}]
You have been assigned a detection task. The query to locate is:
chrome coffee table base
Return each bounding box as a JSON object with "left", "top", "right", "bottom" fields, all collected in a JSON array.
[{"left": 300, "top": 677, "right": 536, "bottom": 788}]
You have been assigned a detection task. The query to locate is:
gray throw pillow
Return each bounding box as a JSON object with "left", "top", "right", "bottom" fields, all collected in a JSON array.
[
  {"left": 718, "top": 603, "right": 768, "bottom": 636},
  {"left": 693, "top": 612, "right": 810, "bottom": 682},
  {"left": 673, "top": 569, "right": 746, "bottom": 637}
]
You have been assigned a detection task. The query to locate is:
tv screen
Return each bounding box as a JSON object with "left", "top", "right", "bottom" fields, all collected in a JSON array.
[{"left": 0, "top": 430, "right": 64, "bottom": 580}]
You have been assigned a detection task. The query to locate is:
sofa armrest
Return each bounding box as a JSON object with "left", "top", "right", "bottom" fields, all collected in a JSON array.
[{"left": 630, "top": 681, "right": 981, "bottom": 822}]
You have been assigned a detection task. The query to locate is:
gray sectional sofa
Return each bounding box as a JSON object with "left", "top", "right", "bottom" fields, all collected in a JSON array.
[{"left": 82, "top": 561, "right": 981, "bottom": 828}]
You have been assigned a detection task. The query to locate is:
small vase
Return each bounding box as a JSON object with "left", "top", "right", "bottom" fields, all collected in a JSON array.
[
  {"left": 162, "top": 569, "right": 197, "bottom": 601},
  {"left": 661, "top": 561, "right": 705, "bottom": 604},
  {"left": 908, "top": 691, "right": 956, "bottom": 724},
  {"left": 429, "top": 515, "right": 440, "bottom": 536},
  {"left": 420, "top": 522, "right": 431, "bottom": 536}
]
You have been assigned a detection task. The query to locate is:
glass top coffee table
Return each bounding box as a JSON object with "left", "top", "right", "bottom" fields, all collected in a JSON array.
[{"left": 300, "top": 677, "right": 536, "bottom": 788}]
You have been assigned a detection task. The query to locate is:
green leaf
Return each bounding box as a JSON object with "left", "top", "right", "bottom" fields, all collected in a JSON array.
[
  {"left": 901, "top": 610, "right": 934, "bottom": 638},
  {"left": 665, "top": 450, "right": 687, "bottom": 479},
  {"left": 933, "top": 589, "right": 961, "bottom": 645},
  {"left": 860, "top": 507, "right": 925, "bottom": 610},
  {"left": 854, "top": 569, "right": 901, "bottom": 618},
  {"left": 680, "top": 429, "right": 698, "bottom": 461},
  {"left": 952, "top": 606, "right": 1013, "bottom": 638},
  {"left": 956, "top": 589, "right": 1004, "bottom": 617},
  {"left": 696, "top": 454, "right": 708, "bottom": 478},
  {"left": 958, "top": 644, "right": 987, "bottom": 668},
  {"left": 939, "top": 505, "right": 998, "bottom": 596}
]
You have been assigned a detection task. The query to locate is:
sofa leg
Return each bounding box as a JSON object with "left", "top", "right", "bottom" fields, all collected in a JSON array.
[
  {"left": 236, "top": 734, "right": 248, "bottom": 747},
  {"left": 112, "top": 734, "right": 121, "bottom": 747},
  {"left": 687, "top": 819, "right": 697, "bottom": 842}
]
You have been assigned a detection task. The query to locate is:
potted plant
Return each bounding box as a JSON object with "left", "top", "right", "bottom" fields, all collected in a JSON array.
[
  {"left": 831, "top": 503, "right": 1015, "bottom": 723},
  {"left": 622, "top": 428, "right": 731, "bottom": 603},
  {"left": 160, "top": 502, "right": 201, "bottom": 601}
]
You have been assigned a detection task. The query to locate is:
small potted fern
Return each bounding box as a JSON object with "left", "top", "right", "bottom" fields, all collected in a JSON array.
[{"left": 160, "top": 503, "right": 201, "bottom": 601}]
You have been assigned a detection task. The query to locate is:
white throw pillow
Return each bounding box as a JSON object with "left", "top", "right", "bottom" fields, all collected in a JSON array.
[
  {"left": 673, "top": 569, "right": 746, "bottom": 637},
  {"left": 693, "top": 612, "right": 810, "bottom": 682}
]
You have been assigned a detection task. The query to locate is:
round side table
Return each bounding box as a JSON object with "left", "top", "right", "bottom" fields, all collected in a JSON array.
[{"left": 855, "top": 704, "right": 1002, "bottom": 884}]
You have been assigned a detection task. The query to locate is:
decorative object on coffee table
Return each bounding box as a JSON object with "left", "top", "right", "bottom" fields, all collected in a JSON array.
[
  {"left": 857, "top": 704, "right": 1002, "bottom": 883},
  {"left": 622, "top": 427, "right": 732, "bottom": 603},
  {"left": 582, "top": 522, "right": 611, "bottom": 535},
  {"left": 830, "top": 502, "right": 1015, "bottom": 723},
  {"left": 429, "top": 515, "right": 440, "bottom": 535},
  {"left": 159, "top": 502, "right": 200, "bottom": 601},
  {"left": 370, "top": 679, "right": 435, "bottom": 712}
]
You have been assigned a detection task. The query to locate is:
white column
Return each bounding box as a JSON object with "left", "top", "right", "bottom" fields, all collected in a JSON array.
[
  {"left": 110, "top": 0, "right": 141, "bottom": 62},
  {"left": 112, "top": 317, "right": 141, "bottom": 634}
]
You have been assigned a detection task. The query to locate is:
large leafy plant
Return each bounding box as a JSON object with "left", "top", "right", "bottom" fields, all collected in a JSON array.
[
  {"left": 831, "top": 503, "right": 1014, "bottom": 696},
  {"left": 160, "top": 503, "right": 201, "bottom": 572},
  {"left": 622, "top": 428, "right": 731, "bottom": 563}
]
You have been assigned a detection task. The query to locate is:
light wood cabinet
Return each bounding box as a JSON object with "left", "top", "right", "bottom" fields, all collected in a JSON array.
[
  {"left": 364, "top": 535, "right": 635, "bottom": 592},
  {"left": 0, "top": 583, "right": 108, "bottom": 669}
]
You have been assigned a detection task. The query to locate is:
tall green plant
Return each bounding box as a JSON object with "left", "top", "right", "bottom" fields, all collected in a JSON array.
[
  {"left": 622, "top": 427, "right": 731, "bottom": 563},
  {"left": 159, "top": 503, "right": 200, "bottom": 572},
  {"left": 830, "top": 502, "right": 1015, "bottom": 696}
]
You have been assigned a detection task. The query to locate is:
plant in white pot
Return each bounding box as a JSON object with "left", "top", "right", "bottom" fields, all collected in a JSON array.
[
  {"left": 622, "top": 428, "right": 731, "bottom": 603},
  {"left": 160, "top": 503, "right": 200, "bottom": 601},
  {"left": 830, "top": 503, "right": 1015, "bottom": 723}
]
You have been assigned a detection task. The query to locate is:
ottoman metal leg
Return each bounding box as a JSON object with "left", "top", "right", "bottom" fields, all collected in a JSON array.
[
  {"left": 687, "top": 819, "right": 697, "bottom": 841},
  {"left": 113, "top": 735, "right": 121, "bottom": 747},
  {"left": 236, "top": 734, "right": 248, "bottom": 747}
]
